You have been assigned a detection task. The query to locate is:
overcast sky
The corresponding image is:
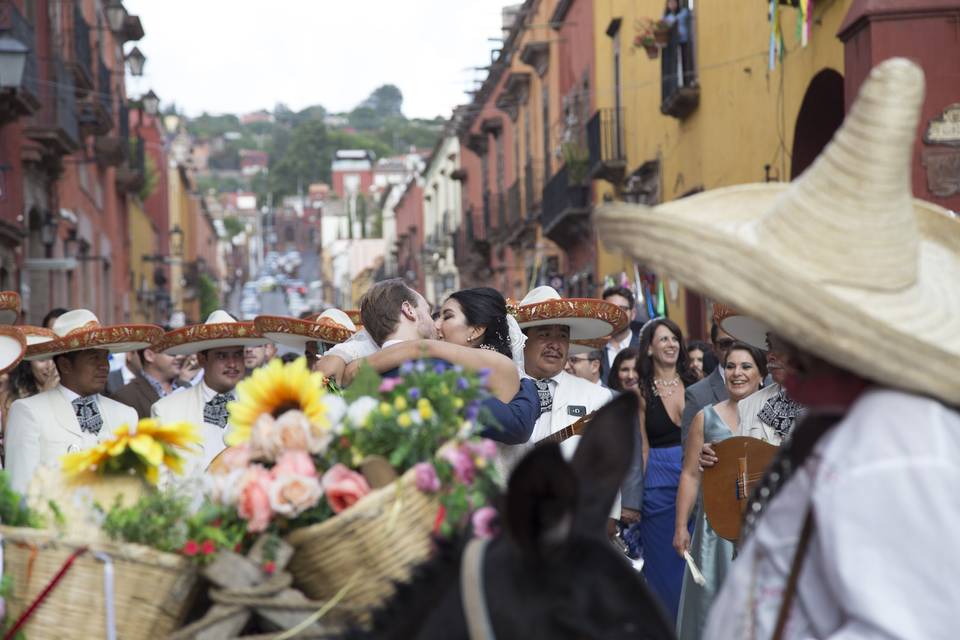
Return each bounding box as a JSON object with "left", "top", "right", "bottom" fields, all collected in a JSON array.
[{"left": 123, "top": 0, "right": 510, "bottom": 120}]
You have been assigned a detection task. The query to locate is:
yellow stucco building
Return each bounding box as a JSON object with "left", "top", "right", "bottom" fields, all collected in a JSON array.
[{"left": 591, "top": 0, "right": 851, "bottom": 336}]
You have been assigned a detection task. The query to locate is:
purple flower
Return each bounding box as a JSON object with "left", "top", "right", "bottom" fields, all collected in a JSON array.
[
  {"left": 433, "top": 361, "right": 448, "bottom": 374},
  {"left": 413, "top": 462, "right": 441, "bottom": 493},
  {"left": 440, "top": 445, "right": 476, "bottom": 485},
  {"left": 408, "top": 387, "right": 420, "bottom": 400},
  {"left": 400, "top": 361, "right": 415, "bottom": 375},
  {"left": 465, "top": 402, "right": 480, "bottom": 422},
  {"left": 478, "top": 368, "right": 491, "bottom": 380},
  {"left": 467, "top": 438, "right": 497, "bottom": 460},
  {"left": 378, "top": 377, "right": 401, "bottom": 393},
  {"left": 471, "top": 506, "right": 499, "bottom": 539},
  {"left": 456, "top": 377, "right": 470, "bottom": 391},
  {"left": 414, "top": 360, "right": 427, "bottom": 372}
]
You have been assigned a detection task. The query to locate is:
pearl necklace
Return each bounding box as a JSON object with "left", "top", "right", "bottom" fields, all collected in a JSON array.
[{"left": 653, "top": 376, "right": 681, "bottom": 398}]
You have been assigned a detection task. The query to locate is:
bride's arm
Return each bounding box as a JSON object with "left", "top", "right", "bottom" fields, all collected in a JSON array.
[{"left": 342, "top": 339, "right": 519, "bottom": 402}]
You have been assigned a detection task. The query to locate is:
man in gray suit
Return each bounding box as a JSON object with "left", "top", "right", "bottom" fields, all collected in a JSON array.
[{"left": 680, "top": 321, "right": 735, "bottom": 444}]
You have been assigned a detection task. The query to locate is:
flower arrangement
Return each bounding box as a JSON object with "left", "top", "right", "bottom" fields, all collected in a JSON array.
[
  {"left": 208, "top": 357, "right": 502, "bottom": 543},
  {"left": 61, "top": 419, "right": 201, "bottom": 485},
  {"left": 633, "top": 18, "right": 671, "bottom": 57}
]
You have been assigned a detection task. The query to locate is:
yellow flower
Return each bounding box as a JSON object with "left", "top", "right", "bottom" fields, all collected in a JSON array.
[
  {"left": 351, "top": 448, "right": 364, "bottom": 467},
  {"left": 379, "top": 402, "right": 393, "bottom": 416},
  {"left": 394, "top": 396, "right": 408, "bottom": 411},
  {"left": 226, "top": 357, "right": 329, "bottom": 446},
  {"left": 398, "top": 413, "right": 412, "bottom": 428},
  {"left": 475, "top": 457, "right": 487, "bottom": 469},
  {"left": 61, "top": 419, "right": 201, "bottom": 484},
  {"left": 417, "top": 398, "right": 434, "bottom": 421},
  {"left": 453, "top": 398, "right": 464, "bottom": 409}
]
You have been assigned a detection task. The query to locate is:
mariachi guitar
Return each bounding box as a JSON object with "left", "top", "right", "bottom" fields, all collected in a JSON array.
[
  {"left": 702, "top": 436, "right": 778, "bottom": 541},
  {"left": 535, "top": 411, "right": 595, "bottom": 445}
]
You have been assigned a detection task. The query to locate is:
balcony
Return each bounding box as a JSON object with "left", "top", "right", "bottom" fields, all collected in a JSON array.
[
  {"left": 95, "top": 102, "right": 127, "bottom": 166},
  {"left": 24, "top": 59, "right": 80, "bottom": 155},
  {"left": 454, "top": 208, "right": 492, "bottom": 281},
  {"left": 587, "top": 109, "right": 627, "bottom": 184},
  {"left": 506, "top": 181, "right": 521, "bottom": 226},
  {"left": 65, "top": 3, "right": 94, "bottom": 95},
  {"left": 116, "top": 135, "right": 145, "bottom": 193},
  {"left": 0, "top": 2, "right": 41, "bottom": 118},
  {"left": 660, "top": 29, "right": 699, "bottom": 119},
  {"left": 541, "top": 165, "right": 591, "bottom": 249},
  {"left": 80, "top": 56, "right": 113, "bottom": 136}
]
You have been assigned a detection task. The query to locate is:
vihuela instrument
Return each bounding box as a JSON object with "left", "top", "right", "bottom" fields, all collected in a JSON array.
[
  {"left": 702, "top": 436, "right": 778, "bottom": 541},
  {"left": 535, "top": 411, "right": 595, "bottom": 445}
]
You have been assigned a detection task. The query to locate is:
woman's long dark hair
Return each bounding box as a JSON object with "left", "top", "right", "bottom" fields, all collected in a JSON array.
[
  {"left": 637, "top": 318, "right": 696, "bottom": 400},
  {"left": 608, "top": 347, "right": 640, "bottom": 391},
  {"left": 6, "top": 360, "right": 40, "bottom": 401},
  {"left": 446, "top": 287, "right": 512, "bottom": 358}
]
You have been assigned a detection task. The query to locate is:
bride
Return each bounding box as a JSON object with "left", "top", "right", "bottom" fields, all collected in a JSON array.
[{"left": 343, "top": 287, "right": 538, "bottom": 444}]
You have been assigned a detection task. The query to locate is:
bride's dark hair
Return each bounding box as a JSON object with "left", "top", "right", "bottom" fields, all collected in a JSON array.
[{"left": 446, "top": 287, "right": 512, "bottom": 358}]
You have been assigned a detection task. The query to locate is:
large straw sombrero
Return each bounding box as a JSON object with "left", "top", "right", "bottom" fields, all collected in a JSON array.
[
  {"left": 0, "top": 326, "right": 26, "bottom": 374},
  {"left": 154, "top": 309, "right": 268, "bottom": 356},
  {"left": 254, "top": 308, "right": 357, "bottom": 350},
  {"left": 515, "top": 286, "right": 627, "bottom": 341},
  {"left": 0, "top": 291, "right": 20, "bottom": 325},
  {"left": 596, "top": 58, "right": 960, "bottom": 405},
  {"left": 25, "top": 309, "right": 164, "bottom": 360}
]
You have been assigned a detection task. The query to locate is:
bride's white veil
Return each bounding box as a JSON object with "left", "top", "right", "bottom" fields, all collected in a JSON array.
[{"left": 506, "top": 313, "right": 526, "bottom": 372}]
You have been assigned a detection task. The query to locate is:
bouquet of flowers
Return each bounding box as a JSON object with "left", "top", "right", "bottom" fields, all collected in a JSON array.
[{"left": 208, "top": 357, "right": 502, "bottom": 543}]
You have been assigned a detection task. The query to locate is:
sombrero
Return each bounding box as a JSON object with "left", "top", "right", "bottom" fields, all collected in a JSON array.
[
  {"left": 25, "top": 309, "right": 164, "bottom": 360},
  {"left": 515, "top": 286, "right": 627, "bottom": 341},
  {"left": 596, "top": 58, "right": 960, "bottom": 405},
  {"left": 710, "top": 303, "right": 769, "bottom": 351},
  {"left": 18, "top": 325, "right": 56, "bottom": 347},
  {"left": 254, "top": 308, "right": 357, "bottom": 350},
  {"left": 154, "top": 309, "right": 268, "bottom": 356},
  {"left": 0, "top": 326, "right": 26, "bottom": 374},
  {"left": 0, "top": 291, "right": 20, "bottom": 325}
]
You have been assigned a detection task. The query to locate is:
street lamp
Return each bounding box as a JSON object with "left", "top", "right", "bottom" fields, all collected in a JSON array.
[
  {"left": 125, "top": 46, "right": 145, "bottom": 77},
  {"left": 106, "top": 0, "right": 127, "bottom": 33},
  {"left": 0, "top": 35, "right": 28, "bottom": 89},
  {"left": 141, "top": 89, "right": 160, "bottom": 116}
]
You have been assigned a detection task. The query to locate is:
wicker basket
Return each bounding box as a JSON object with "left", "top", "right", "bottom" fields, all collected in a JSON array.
[
  {"left": 285, "top": 465, "right": 439, "bottom": 612},
  {"left": 0, "top": 526, "right": 198, "bottom": 639}
]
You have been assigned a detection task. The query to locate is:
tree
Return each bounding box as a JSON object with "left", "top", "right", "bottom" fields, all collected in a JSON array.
[{"left": 360, "top": 84, "right": 404, "bottom": 118}]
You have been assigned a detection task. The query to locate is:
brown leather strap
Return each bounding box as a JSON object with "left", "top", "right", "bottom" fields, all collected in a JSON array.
[{"left": 772, "top": 508, "right": 815, "bottom": 640}]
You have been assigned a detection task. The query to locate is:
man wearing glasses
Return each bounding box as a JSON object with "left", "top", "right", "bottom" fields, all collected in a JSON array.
[
  {"left": 564, "top": 350, "right": 604, "bottom": 386},
  {"left": 599, "top": 286, "right": 644, "bottom": 384},
  {"left": 679, "top": 310, "right": 736, "bottom": 445}
]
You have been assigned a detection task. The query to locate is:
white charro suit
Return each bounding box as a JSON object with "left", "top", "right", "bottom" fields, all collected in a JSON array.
[
  {"left": 150, "top": 381, "right": 231, "bottom": 474},
  {"left": 532, "top": 370, "right": 614, "bottom": 457},
  {"left": 4, "top": 385, "right": 138, "bottom": 494}
]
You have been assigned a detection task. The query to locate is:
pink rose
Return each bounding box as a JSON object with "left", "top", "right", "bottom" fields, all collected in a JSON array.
[
  {"left": 272, "top": 450, "right": 317, "bottom": 479},
  {"left": 466, "top": 439, "right": 497, "bottom": 460},
  {"left": 237, "top": 465, "right": 273, "bottom": 532},
  {"left": 216, "top": 443, "right": 251, "bottom": 472},
  {"left": 413, "top": 462, "right": 441, "bottom": 493},
  {"left": 274, "top": 410, "right": 312, "bottom": 452},
  {"left": 269, "top": 474, "right": 323, "bottom": 517},
  {"left": 250, "top": 414, "right": 281, "bottom": 461},
  {"left": 440, "top": 445, "right": 475, "bottom": 485},
  {"left": 471, "top": 506, "right": 499, "bottom": 539},
  {"left": 321, "top": 463, "right": 371, "bottom": 514}
]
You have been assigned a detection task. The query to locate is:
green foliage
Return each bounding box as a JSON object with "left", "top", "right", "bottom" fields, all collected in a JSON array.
[
  {"left": 138, "top": 152, "right": 160, "bottom": 202},
  {"left": 562, "top": 142, "right": 590, "bottom": 184},
  {"left": 198, "top": 273, "right": 220, "bottom": 319},
  {"left": 102, "top": 491, "right": 245, "bottom": 562},
  {"left": 358, "top": 84, "right": 404, "bottom": 118},
  {"left": 0, "top": 470, "right": 41, "bottom": 528},
  {"left": 222, "top": 215, "right": 245, "bottom": 238},
  {"left": 187, "top": 112, "right": 242, "bottom": 139}
]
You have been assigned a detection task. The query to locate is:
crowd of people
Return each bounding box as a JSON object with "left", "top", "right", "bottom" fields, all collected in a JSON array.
[{"left": 0, "top": 58, "right": 956, "bottom": 639}]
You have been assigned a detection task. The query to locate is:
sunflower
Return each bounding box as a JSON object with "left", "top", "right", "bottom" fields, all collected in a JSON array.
[
  {"left": 61, "top": 419, "right": 201, "bottom": 485},
  {"left": 226, "top": 357, "right": 330, "bottom": 446}
]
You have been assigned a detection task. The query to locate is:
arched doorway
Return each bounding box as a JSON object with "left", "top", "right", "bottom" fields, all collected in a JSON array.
[{"left": 791, "top": 69, "right": 845, "bottom": 179}]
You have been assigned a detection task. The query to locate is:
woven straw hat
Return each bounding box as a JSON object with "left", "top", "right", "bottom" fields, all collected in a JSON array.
[
  {"left": 596, "top": 58, "right": 960, "bottom": 405},
  {"left": 25, "top": 309, "right": 164, "bottom": 360},
  {"left": 154, "top": 309, "right": 268, "bottom": 356},
  {"left": 254, "top": 308, "right": 357, "bottom": 350},
  {"left": 0, "top": 291, "right": 20, "bottom": 325},
  {"left": 515, "top": 286, "right": 627, "bottom": 341}
]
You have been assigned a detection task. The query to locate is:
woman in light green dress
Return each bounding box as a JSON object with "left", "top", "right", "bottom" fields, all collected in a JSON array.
[{"left": 673, "top": 342, "right": 766, "bottom": 639}]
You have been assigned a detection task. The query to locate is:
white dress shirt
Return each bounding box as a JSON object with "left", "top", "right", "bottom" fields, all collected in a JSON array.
[
  {"left": 705, "top": 389, "right": 960, "bottom": 640},
  {"left": 605, "top": 330, "right": 633, "bottom": 368}
]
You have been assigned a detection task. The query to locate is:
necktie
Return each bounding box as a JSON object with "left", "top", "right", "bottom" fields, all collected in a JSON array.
[
  {"left": 535, "top": 379, "right": 553, "bottom": 415},
  {"left": 72, "top": 396, "right": 103, "bottom": 434},
  {"left": 204, "top": 393, "right": 234, "bottom": 428}
]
